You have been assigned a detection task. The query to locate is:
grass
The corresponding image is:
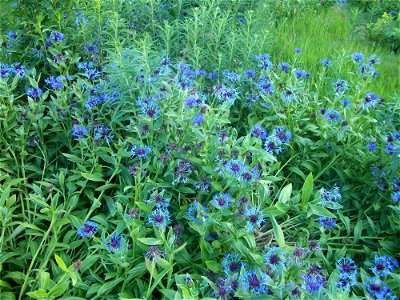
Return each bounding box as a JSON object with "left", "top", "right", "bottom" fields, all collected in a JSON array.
[{"left": 267, "top": 4, "right": 400, "bottom": 98}]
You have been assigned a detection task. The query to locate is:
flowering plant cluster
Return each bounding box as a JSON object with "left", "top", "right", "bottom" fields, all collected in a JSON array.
[{"left": 0, "top": 0, "right": 399, "bottom": 299}]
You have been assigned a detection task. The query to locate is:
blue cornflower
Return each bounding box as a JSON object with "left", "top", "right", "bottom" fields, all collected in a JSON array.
[
  {"left": 320, "top": 58, "right": 332, "bottom": 66},
  {"left": 294, "top": 68, "right": 310, "bottom": 79},
  {"left": 6, "top": 31, "right": 18, "bottom": 41},
  {"left": 72, "top": 125, "right": 88, "bottom": 139},
  {"left": 277, "top": 62, "right": 291, "bottom": 73},
  {"left": 371, "top": 256, "right": 398, "bottom": 277},
  {"left": 239, "top": 270, "right": 269, "bottom": 295},
  {"left": 243, "top": 69, "right": 256, "bottom": 78},
  {"left": 319, "top": 217, "right": 336, "bottom": 230},
  {"left": 140, "top": 101, "right": 161, "bottom": 119},
  {"left": 131, "top": 144, "right": 152, "bottom": 159},
  {"left": 367, "top": 142, "right": 377, "bottom": 152},
  {"left": 264, "top": 136, "right": 283, "bottom": 154},
  {"left": 49, "top": 31, "right": 65, "bottom": 43},
  {"left": 84, "top": 42, "right": 99, "bottom": 54},
  {"left": 0, "top": 64, "right": 11, "bottom": 78},
  {"left": 251, "top": 124, "right": 268, "bottom": 139},
  {"left": 93, "top": 125, "right": 113, "bottom": 142},
  {"left": 147, "top": 208, "right": 170, "bottom": 229},
  {"left": 195, "top": 69, "right": 207, "bottom": 76},
  {"left": 45, "top": 76, "right": 64, "bottom": 90},
  {"left": 194, "top": 176, "right": 211, "bottom": 192},
  {"left": 282, "top": 89, "right": 297, "bottom": 103},
  {"left": 304, "top": 275, "right": 325, "bottom": 294},
  {"left": 145, "top": 190, "right": 170, "bottom": 209},
  {"left": 144, "top": 246, "right": 165, "bottom": 261},
  {"left": 208, "top": 71, "right": 218, "bottom": 80},
  {"left": 211, "top": 192, "right": 232, "bottom": 209},
  {"left": 173, "top": 160, "right": 192, "bottom": 185},
  {"left": 214, "top": 84, "right": 238, "bottom": 102},
  {"left": 245, "top": 94, "right": 260, "bottom": 106},
  {"left": 192, "top": 113, "right": 205, "bottom": 126},
  {"left": 320, "top": 185, "right": 341, "bottom": 207},
  {"left": 392, "top": 191, "right": 400, "bottom": 204},
  {"left": 351, "top": 52, "right": 365, "bottom": 63},
  {"left": 11, "top": 63, "right": 27, "bottom": 78},
  {"left": 323, "top": 109, "right": 341, "bottom": 122},
  {"left": 361, "top": 92, "right": 381, "bottom": 110},
  {"left": 187, "top": 202, "right": 208, "bottom": 223},
  {"left": 294, "top": 48, "right": 302, "bottom": 53},
  {"left": 106, "top": 233, "right": 124, "bottom": 253},
  {"left": 257, "top": 76, "right": 274, "bottom": 94},
  {"left": 256, "top": 53, "right": 274, "bottom": 71},
  {"left": 341, "top": 99, "right": 352, "bottom": 106},
  {"left": 26, "top": 87, "right": 43, "bottom": 98},
  {"left": 336, "top": 257, "right": 357, "bottom": 281},
  {"left": 368, "top": 54, "right": 381, "bottom": 65},
  {"left": 366, "top": 277, "right": 393, "bottom": 300},
  {"left": 385, "top": 143, "right": 399, "bottom": 156},
  {"left": 224, "top": 159, "right": 246, "bottom": 178},
  {"left": 85, "top": 95, "right": 104, "bottom": 110},
  {"left": 263, "top": 246, "right": 286, "bottom": 271},
  {"left": 359, "top": 63, "right": 377, "bottom": 77},
  {"left": 77, "top": 220, "right": 97, "bottom": 238},
  {"left": 184, "top": 94, "right": 204, "bottom": 108},
  {"left": 274, "top": 126, "right": 292, "bottom": 143},
  {"left": 244, "top": 206, "right": 264, "bottom": 232},
  {"left": 222, "top": 70, "right": 241, "bottom": 82},
  {"left": 212, "top": 278, "right": 232, "bottom": 299},
  {"left": 333, "top": 79, "right": 349, "bottom": 93},
  {"left": 222, "top": 254, "right": 245, "bottom": 275}
]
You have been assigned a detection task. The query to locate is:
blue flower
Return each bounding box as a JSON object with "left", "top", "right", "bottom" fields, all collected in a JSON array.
[
  {"left": 94, "top": 125, "right": 113, "bottom": 142},
  {"left": 257, "top": 76, "right": 274, "bottom": 94},
  {"left": 0, "top": 64, "right": 11, "bottom": 78},
  {"left": 264, "top": 136, "right": 283, "bottom": 154},
  {"left": 131, "top": 144, "right": 152, "bottom": 159},
  {"left": 187, "top": 202, "right": 208, "bottom": 223},
  {"left": 263, "top": 246, "right": 286, "bottom": 271},
  {"left": 173, "top": 160, "right": 192, "bottom": 185},
  {"left": 144, "top": 246, "right": 165, "bottom": 261},
  {"left": 277, "top": 62, "right": 291, "bottom": 73},
  {"left": 147, "top": 208, "right": 170, "bottom": 229},
  {"left": 49, "top": 31, "right": 65, "bottom": 43},
  {"left": 84, "top": 42, "right": 99, "bottom": 54},
  {"left": 26, "top": 87, "right": 43, "bottom": 98},
  {"left": 256, "top": 53, "right": 274, "bottom": 71},
  {"left": 366, "top": 277, "right": 394, "bottom": 300},
  {"left": 274, "top": 126, "right": 292, "bottom": 143},
  {"left": 106, "top": 233, "right": 124, "bottom": 253},
  {"left": 333, "top": 79, "right": 349, "bottom": 93},
  {"left": 239, "top": 270, "right": 269, "bottom": 295},
  {"left": 368, "top": 54, "right": 381, "bottom": 65},
  {"left": 341, "top": 99, "right": 352, "bottom": 106},
  {"left": 320, "top": 58, "right": 332, "bottom": 66},
  {"left": 360, "top": 92, "right": 381, "bottom": 109},
  {"left": 72, "top": 125, "right": 88, "bottom": 139},
  {"left": 140, "top": 101, "right": 161, "bottom": 120},
  {"left": 294, "top": 68, "right": 309, "bottom": 79},
  {"left": 208, "top": 71, "right": 218, "bottom": 80},
  {"left": 294, "top": 47, "right": 302, "bottom": 53},
  {"left": 282, "top": 89, "right": 297, "bottom": 103},
  {"left": 336, "top": 257, "right": 357, "bottom": 284},
  {"left": 214, "top": 84, "right": 238, "bottom": 102},
  {"left": 77, "top": 220, "right": 97, "bottom": 238},
  {"left": 367, "top": 142, "right": 377, "bottom": 152},
  {"left": 45, "top": 76, "right": 64, "bottom": 90},
  {"left": 243, "top": 69, "right": 256, "bottom": 78},
  {"left": 222, "top": 70, "right": 241, "bottom": 82},
  {"left": 211, "top": 192, "right": 232, "bottom": 209},
  {"left": 392, "top": 191, "right": 400, "bottom": 204},
  {"left": 11, "top": 63, "right": 27, "bottom": 78},
  {"left": 304, "top": 275, "right": 325, "bottom": 294},
  {"left": 222, "top": 254, "right": 245, "bottom": 275},
  {"left": 6, "top": 31, "right": 18, "bottom": 41},
  {"left": 351, "top": 52, "right": 365, "bottom": 63},
  {"left": 184, "top": 94, "right": 204, "bottom": 108},
  {"left": 320, "top": 185, "right": 341, "bottom": 207},
  {"left": 322, "top": 109, "right": 341, "bottom": 122},
  {"left": 371, "top": 256, "right": 398, "bottom": 277},
  {"left": 244, "top": 206, "right": 264, "bottom": 232},
  {"left": 192, "top": 114, "right": 205, "bottom": 126},
  {"left": 251, "top": 124, "right": 268, "bottom": 139},
  {"left": 319, "top": 217, "right": 336, "bottom": 230}
]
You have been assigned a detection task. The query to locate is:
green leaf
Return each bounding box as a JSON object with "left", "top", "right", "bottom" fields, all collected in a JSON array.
[
  {"left": 354, "top": 220, "right": 363, "bottom": 243},
  {"left": 138, "top": 238, "right": 163, "bottom": 245},
  {"left": 55, "top": 254, "right": 68, "bottom": 272},
  {"left": 270, "top": 216, "right": 285, "bottom": 247},
  {"left": 205, "top": 260, "right": 221, "bottom": 273},
  {"left": 278, "top": 183, "right": 292, "bottom": 204},
  {"left": 81, "top": 172, "right": 105, "bottom": 182},
  {"left": 309, "top": 204, "right": 336, "bottom": 218},
  {"left": 301, "top": 173, "right": 313, "bottom": 205}
]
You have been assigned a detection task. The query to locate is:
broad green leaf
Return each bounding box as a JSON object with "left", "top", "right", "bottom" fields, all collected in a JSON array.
[
  {"left": 278, "top": 183, "right": 292, "bottom": 204},
  {"left": 301, "top": 173, "right": 313, "bottom": 204},
  {"left": 138, "top": 238, "right": 163, "bottom": 245},
  {"left": 81, "top": 172, "right": 105, "bottom": 182},
  {"left": 270, "top": 216, "right": 285, "bottom": 247},
  {"left": 55, "top": 254, "right": 68, "bottom": 272},
  {"left": 205, "top": 260, "right": 221, "bottom": 273}
]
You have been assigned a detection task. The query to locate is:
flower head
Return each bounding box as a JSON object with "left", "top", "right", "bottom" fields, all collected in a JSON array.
[
  {"left": 244, "top": 206, "right": 264, "bottom": 232},
  {"left": 49, "top": 31, "right": 65, "bottom": 43},
  {"left": 239, "top": 270, "right": 269, "bottom": 295},
  {"left": 319, "top": 217, "right": 336, "bottom": 230},
  {"left": 222, "top": 254, "right": 245, "bottom": 275},
  {"left": 131, "top": 144, "right": 152, "bottom": 159},
  {"left": 147, "top": 208, "right": 170, "bottom": 230},
  {"left": 77, "top": 220, "right": 97, "bottom": 238},
  {"left": 263, "top": 246, "right": 286, "bottom": 271},
  {"left": 192, "top": 113, "right": 205, "bottom": 126},
  {"left": 211, "top": 192, "right": 232, "bottom": 209},
  {"left": 106, "top": 233, "right": 124, "bottom": 253},
  {"left": 27, "top": 87, "right": 43, "bottom": 98}
]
